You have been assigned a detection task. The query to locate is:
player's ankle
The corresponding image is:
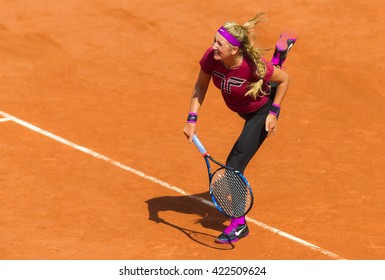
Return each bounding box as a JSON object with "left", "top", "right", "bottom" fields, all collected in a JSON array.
[{"left": 231, "top": 216, "right": 245, "bottom": 227}]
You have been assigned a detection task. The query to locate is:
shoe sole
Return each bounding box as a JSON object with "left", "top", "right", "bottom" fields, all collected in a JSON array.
[
  {"left": 272, "top": 31, "right": 298, "bottom": 67},
  {"left": 215, "top": 232, "right": 249, "bottom": 244},
  {"left": 276, "top": 33, "right": 297, "bottom": 53}
]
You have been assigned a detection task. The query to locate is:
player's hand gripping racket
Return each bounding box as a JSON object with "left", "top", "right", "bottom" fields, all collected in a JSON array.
[{"left": 192, "top": 134, "right": 254, "bottom": 218}]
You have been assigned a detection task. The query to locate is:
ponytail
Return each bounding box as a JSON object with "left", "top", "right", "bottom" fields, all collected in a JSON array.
[{"left": 223, "top": 13, "right": 270, "bottom": 99}]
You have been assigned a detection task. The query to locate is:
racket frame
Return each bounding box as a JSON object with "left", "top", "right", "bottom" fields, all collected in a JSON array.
[{"left": 192, "top": 135, "right": 254, "bottom": 218}]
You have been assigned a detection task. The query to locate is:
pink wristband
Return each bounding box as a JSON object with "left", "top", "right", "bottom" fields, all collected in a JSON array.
[
  {"left": 269, "top": 111, "right": 278, "bottom": 116},
  {"left": 187, "top": 112, "right": 198, "bottom": 123}
]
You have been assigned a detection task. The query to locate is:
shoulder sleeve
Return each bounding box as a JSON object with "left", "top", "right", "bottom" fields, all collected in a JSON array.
[
  {"left": 199, "top": 47, "right": 216, "bottom": 74},
  {"left": 262, "top": 58, "right": 274, "bottom": 82}
]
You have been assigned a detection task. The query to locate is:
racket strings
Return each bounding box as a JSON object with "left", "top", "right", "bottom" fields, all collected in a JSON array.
[{"left": 210, "top": 168, "right": 252, "bottom": 217}]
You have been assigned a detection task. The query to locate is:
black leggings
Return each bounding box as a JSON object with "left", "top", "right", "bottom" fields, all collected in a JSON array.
[{"left": 226, "top": 99, "right": 272, "bottom": 174}]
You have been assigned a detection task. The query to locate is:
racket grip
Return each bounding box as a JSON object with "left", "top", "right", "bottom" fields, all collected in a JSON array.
[{"left": 192, "top": 134, "right": 207, "bottom": 155}]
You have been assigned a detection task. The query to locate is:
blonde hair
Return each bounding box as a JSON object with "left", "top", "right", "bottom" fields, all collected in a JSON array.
[{"left": 223, "top": 13, "right": 270, "bottom": 99}]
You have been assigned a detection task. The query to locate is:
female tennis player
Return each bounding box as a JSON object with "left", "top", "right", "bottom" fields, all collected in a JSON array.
[{"left": 183, "top": 13, "right": 297, "bottom": 244}]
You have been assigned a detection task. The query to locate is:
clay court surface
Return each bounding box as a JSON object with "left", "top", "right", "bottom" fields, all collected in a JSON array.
[{"left": 1, "top": 0, "right": 384, "bottom": 260}]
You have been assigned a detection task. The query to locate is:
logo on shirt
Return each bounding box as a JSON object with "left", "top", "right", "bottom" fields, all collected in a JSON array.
[{"left": 212, "top": 71, "right": 246, "bottom": 95}]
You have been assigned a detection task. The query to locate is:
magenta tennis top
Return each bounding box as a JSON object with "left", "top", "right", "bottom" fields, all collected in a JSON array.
[{"left": 199, "top": 47, "right": 274, "bottom": 114}]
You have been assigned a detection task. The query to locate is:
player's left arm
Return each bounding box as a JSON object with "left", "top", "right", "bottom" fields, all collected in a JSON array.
[{"left": 266, "top": 67, "right": 290, "bottom": 136}]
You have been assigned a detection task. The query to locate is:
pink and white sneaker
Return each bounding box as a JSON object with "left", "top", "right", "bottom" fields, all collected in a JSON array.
[
  {"left": 271, "top": 30, "right": 298, "bottom": 68},
  {"left": 215, "top": 216, "right": 249, "bottom": 244}
]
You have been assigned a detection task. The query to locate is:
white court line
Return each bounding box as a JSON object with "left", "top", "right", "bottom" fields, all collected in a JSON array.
[
  {"left": 0, "top": 117, "right": 11, "bottom": 122},
  {"left": 0, "top": 110, "right": 345, "bottom": 260}
]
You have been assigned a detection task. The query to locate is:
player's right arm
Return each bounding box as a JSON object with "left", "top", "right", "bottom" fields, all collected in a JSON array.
[{"left": 183, "top": 69, "right": 212, "bottom": 142}]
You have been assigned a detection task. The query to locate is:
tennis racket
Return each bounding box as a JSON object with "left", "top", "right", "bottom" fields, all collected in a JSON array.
[{"left": 192, "top": 134, "right": 254, "bottom": 218}]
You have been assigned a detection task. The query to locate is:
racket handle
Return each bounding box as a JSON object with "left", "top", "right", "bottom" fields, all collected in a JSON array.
[{"left": 192, "top": 134, "right": 207, "bottom": 155}]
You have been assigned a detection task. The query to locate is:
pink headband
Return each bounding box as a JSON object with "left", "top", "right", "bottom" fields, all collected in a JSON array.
[{"left": 217, "top": 26, "right": 242, "bottom": 48}]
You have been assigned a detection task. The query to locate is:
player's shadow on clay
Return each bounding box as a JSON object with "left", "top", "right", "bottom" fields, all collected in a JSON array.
[{"left": 146, "top": 191, "right": 234, "bottom": 250}]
